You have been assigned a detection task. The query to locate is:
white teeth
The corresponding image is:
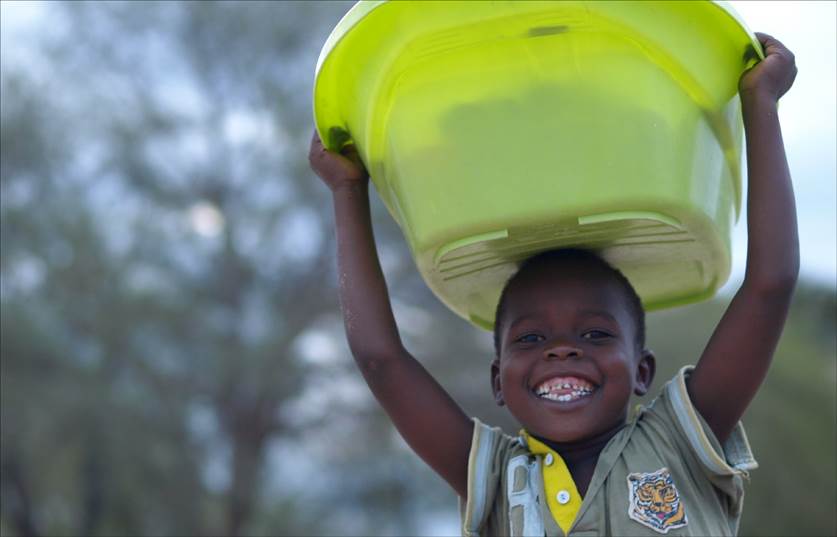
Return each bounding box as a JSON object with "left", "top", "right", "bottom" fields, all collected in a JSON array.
[
  {"left": 538, "top": 390, "right": 593, "bottom": 402},
  {"left": 535, "top": 378, "right": 595, "bottom": 394},
  {"left": 534, "top": 377, "right": 596, "bottom": 401}
]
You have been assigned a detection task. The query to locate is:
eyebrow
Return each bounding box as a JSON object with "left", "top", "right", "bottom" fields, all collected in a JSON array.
[
  {"left": 507, "top": 314, "right": 539, "bottom": 332},
  {"left": 507, "top": 309, "right": 619, "bottom": 331},
  {"left": 578, "top": 310, "right": 619, "bottom": 324}
]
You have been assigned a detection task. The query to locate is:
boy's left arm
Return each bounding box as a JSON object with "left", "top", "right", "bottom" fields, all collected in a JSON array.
[{"left": 687, "top": 33, "right": 799, "bottom": 444}]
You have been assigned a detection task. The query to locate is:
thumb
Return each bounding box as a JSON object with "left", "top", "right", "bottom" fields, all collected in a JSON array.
[{"left": 341, "top": 144, "right": 365, "bottom": 169}]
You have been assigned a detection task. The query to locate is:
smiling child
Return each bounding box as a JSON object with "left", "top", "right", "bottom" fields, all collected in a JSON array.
[{"left": 309, "top": 32, "right": 798, "bottom": 537}]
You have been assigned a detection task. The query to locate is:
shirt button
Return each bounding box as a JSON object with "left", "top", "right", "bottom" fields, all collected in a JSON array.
[
  {"left": 557, "top": 490, "right": 571, "bottom": 504},
  {"left": 544, "top": 453, "right": 554, "bottom": 466}
]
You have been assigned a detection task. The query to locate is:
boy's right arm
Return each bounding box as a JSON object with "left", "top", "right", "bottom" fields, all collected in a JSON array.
[{"left": 309, "top": 131, "right": 474, "bottom": 498}]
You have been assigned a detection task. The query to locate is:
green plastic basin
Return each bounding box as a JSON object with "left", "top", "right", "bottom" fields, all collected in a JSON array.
[{"left": 313, "top": 0, "right": 763, "bottom": 330}]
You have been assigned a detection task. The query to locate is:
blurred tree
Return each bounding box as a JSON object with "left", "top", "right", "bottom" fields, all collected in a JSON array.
[{"left": 0, "top": 1, "right": 370, "bottom": 535}]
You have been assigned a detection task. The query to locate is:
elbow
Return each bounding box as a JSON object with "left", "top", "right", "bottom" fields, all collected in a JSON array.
[
  {"left": 744, "top": 262, "right": 799, "bottom": 298},
  {"left": 347, "top": 340, "right": 406, "bottom": 373},
  {"left": 347, "top": 334, "right": 404, "bottom": 359}
]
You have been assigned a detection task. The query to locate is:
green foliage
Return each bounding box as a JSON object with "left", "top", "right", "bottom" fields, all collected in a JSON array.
[{"left": 642, "top": 284, "right": 836, "bottom": 536}]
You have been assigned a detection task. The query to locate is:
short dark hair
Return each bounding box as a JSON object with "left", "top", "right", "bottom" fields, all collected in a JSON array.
[{"left": 492, "top": 248, "right": 645, "bottom": 357}]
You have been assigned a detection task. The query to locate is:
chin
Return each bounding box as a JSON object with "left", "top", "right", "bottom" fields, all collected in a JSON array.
[{"left": 529, "top": 412, "right": 629, "bottom": 446}]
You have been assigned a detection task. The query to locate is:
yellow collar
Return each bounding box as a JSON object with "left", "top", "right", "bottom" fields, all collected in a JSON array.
[{"left": 520, "top": 431, "right": 583, "bottom": 534}]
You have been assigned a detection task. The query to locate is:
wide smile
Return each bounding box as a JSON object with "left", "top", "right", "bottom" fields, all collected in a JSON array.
[{"left": 532, "top": 375, "right": 599, "bottom": 405}]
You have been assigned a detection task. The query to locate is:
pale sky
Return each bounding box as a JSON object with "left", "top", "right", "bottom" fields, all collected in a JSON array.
[
  {"left": 722, "top": 1, "right": 836, "bottom": 291},
  {"left": 2, "top": 0, "right": 835, "bottom": 290}
]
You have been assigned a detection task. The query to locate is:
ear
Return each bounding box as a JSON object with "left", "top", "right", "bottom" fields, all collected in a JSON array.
[
  {"left": 633, "top": 349, "right": 656, "bottom": 396},
  {"left": 490, "top": 359, "right": 505, "bottom": 406}
]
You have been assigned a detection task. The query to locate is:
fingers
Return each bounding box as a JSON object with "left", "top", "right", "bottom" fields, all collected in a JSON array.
[
  {"left": 309, "top": 129, "right": 328, "bottom": 166},
  {"left": 309, "top": 129, "right": 327, "bottom": 172},
  {"left": 341, "top": 144, "right": 359, "bottom": 159},
  {"left": 740, "top": 32, "right": 798, "bottom": 98},
  {"left": 310, "top": 128, "right": 355, "bottom": 156},
  {"left": 310, "top": 129, "right": 325, "bottom": 151},
  {"left": 309, "top": 127, "right": 366, "bottom": 175},
  {"left": 342, "top": 145, "right": 365, "bottom": 169},
  {"left": 754, "top": 32, "right": 781, "bottom": 50},
  {"left": 754, "top": 32, "right": 795, "bottom": 61}
]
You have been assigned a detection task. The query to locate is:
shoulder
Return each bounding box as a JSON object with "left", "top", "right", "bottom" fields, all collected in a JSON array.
[
  {"left": 638, "top": 366, "right": 757, "bottom": 478},
  {"left": 460, "top": 418, "right": 527, "bottom": 537},
  {"left": 629, "top": 366, "right": 758, "bottom": 519}
]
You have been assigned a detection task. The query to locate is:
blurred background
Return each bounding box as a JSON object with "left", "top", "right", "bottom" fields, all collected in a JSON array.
[{"left": 0, "top": 1, "right": 834, "bottom": 536}]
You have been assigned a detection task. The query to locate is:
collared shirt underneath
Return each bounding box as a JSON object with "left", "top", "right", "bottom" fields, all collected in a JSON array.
[{"left": 520, "top": 431, "right": 583, "bottom": 534}]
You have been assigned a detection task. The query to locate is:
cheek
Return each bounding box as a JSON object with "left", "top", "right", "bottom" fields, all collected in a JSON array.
[
  {"left": 602, "top": 348, "right": 634, "bottom": 372},
  {"left": 600, "top": 352, "right": 638, "bottom": 391},
  {"left": 499, "top": 359, "right": 529, "bottom": 394}
]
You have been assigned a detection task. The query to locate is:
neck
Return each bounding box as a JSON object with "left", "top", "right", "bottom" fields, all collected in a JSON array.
[{"left": 533, "top": 420, "right": 626, "bottom": 468}]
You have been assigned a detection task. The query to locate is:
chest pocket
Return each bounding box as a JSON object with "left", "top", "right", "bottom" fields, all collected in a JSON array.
[{"left": 507, "top": 455, "right": 546, "bottom": 536}]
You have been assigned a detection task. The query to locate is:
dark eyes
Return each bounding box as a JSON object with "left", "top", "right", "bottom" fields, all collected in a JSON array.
[
  {"left": 515, "top": 333, "right": 544, "bottom": 343},
  {"left": 514, "top": 330, "right": 613, "bottom": 344},
  {"left": 582, "top": 330, "right": 613, "bottom": 340}
]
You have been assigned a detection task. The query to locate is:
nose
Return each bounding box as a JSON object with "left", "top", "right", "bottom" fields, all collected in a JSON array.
[{"left": 544, "top": 343, "right": 583, "bottom": 360}]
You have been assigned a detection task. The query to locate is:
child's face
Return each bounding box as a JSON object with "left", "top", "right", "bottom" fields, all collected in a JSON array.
[{"left": 491, "top": 264, "right": 655, "bottom": 444}]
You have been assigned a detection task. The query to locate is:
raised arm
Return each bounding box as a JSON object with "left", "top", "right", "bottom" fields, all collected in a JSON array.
[
  {"left": 687, "top": 33, "right": 799, "bottom": 443},
  {"left": 308, "top": 131, "right": 473, "bottom": 497}
]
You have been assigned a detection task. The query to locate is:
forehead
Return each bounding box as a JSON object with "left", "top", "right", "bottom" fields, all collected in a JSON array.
[{"left": 501, "top": 263, "right": 632, "bottom": 328}]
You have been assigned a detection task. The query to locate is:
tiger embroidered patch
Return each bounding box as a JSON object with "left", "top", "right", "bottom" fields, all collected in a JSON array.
[{"left": 627, "top": 467, "right": 688, "bottom": 534}]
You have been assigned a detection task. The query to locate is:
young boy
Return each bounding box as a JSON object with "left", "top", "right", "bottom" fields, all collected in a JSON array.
[{"left": 309, "top": 32, "right": 798, "bottom": 536}]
